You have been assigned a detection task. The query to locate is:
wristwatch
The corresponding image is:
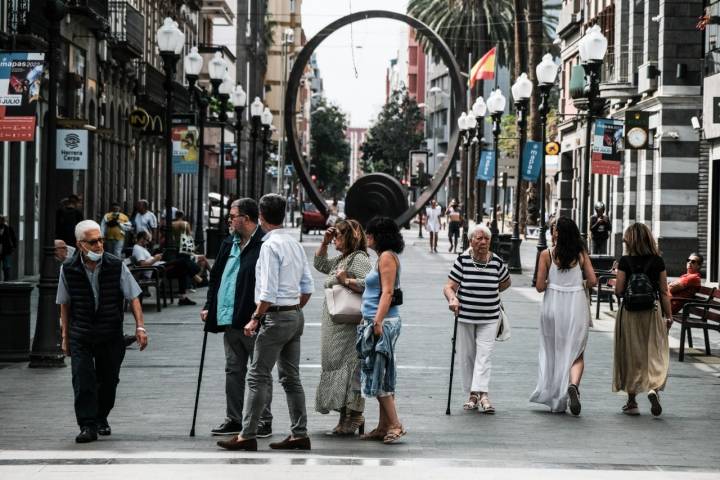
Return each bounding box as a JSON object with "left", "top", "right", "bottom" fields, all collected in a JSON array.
[{"left": 251, "top": 313, "right": 263, "bottom": 320}]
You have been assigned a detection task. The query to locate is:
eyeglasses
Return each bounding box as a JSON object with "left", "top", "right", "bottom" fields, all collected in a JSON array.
[
  {"left": 82, "top": 238, "right": 104, "bottom": 246},
  {"left": 687, "top": 258, "right": 699, "bottom": 264},
  {"left": 228, "top": 213, "right": 246, "bottom": 220}
]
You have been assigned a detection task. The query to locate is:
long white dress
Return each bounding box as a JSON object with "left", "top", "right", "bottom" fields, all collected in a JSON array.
[{"left": 529, "top": 253, "right": 590, "bottom": 412}]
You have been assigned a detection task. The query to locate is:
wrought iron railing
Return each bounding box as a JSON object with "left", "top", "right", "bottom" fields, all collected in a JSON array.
[{"left": 109, "top": 1, "right": 144, "bottom": 58}]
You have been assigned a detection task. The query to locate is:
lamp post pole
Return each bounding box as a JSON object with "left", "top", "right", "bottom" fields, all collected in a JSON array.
[
  {"left": 580, "top": 61, "right": 601, "bottom": 242},
  {"left": 260, "top": 128, "right": 269, "bottom": 196},
  {"left": 509, "top": 98, "right": 528, "bottom": 273},
  {"left": 490, "top": 111, "right": 502, "bottom": 249},
  {"left": 234, "top": 106, "right": 244, "bottom": 197},
  {"left": 218, "top": 92, "right": 229, "bottom": 235},
  {"left": 473, "top": 115, "right": 484, "bottom": 225},
  {"left": 30, "top": 0, "right": 67, "bottom": 368},
  {"left": 194, "top": 88, "right": 208, "bottom": 252},
  {"left": 249, "top": 102, "right": 262, "bottom": 199},
  {"left": 160, "top": 51, "right": 179, "bottom": 255}
]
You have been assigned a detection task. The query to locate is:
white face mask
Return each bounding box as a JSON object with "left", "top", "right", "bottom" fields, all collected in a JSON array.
[
  {"left": 85, "top": 250, "right": 103, "bottom": 262},
  {"left": 66, "top": 245, "right": 76, "bottom": 260}
]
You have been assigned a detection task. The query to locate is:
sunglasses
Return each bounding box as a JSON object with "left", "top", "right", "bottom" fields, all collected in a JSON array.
[
  {"left": 687, "top": 258, "right": 699, "bottom": 264},
  {"left": 82, "top": 238, "right": 104, "bottom": 246},
  {"left": 228, "top": 213, "right": 247, "bottom": 220}
]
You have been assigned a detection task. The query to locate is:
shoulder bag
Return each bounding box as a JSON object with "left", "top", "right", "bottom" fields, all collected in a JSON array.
[
  {"left": 378, "top": 251, "right": 403, "bottom": 306},
  {"left": 496, "top": 302, "right": 511, "bottom": 341},
  {"left": 326, "top": 253, "right": 363, "bottom": 325}
]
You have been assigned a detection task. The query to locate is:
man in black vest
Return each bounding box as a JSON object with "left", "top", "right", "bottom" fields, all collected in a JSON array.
[
  {"left": 57, "top": 220, "right": 148, "bottom": 443},
  {"left": 202, "top": 198, "right": 273, "bottom": 438}
]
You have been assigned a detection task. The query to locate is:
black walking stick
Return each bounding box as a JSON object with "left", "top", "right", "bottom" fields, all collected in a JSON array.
[
  {"left": 445, "top": 313, "right": 459, "bottom": 415},
  {"left": 190, "top": 330, "right": 208, "bottom": 437}
]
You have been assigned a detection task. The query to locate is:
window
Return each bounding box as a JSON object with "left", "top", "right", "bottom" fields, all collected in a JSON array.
[{"left": 705, "top": 1, "right": 720, "bottom": 75}]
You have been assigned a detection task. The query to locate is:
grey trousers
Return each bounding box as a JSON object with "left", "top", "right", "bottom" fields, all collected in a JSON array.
[
  {"left": 223, "top": 327, "right": 272, "bottom": 426},
  {"left": 242, "top": 309, "right": 307, "bottom": 439}
]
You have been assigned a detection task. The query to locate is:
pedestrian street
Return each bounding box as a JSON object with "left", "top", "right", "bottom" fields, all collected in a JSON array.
[{"left": 1, "top": 228, "right": 719, "bottom": 479}]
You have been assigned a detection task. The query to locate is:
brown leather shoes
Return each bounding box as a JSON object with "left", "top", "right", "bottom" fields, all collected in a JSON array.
[
  {"left": 217, "top": 436, "right": 257, "bottom": 451},
  {"left": 269, "top": 435, "right": 311, "bottom": 450}
]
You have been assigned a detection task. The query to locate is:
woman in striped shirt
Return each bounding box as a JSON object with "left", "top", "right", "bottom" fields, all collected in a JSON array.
[{"left": 443, "top": 224, "right": 511, "bottom": 413}]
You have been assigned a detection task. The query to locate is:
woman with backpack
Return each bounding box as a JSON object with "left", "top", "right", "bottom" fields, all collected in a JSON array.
[
  {"left": 531, "top": 217, "right": 596, "bottom": 416},
  {"left": 613, "top": 223, "right": 673, "bottom": 416}
]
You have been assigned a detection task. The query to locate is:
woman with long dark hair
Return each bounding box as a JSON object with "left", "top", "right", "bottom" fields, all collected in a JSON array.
[{"left": 531, "top": 217, "right": 596, "bottom": 415}]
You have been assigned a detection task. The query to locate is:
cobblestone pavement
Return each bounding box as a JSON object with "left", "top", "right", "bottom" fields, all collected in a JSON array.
[{"left": 1, "top": 227, "right": 719, "bottom": 479}]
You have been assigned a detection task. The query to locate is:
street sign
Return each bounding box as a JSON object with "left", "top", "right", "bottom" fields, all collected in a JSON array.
[
  {"left": 592, "top": 118, "right": 623, "bottom": 175},
  {"left": 545, "top": 141, "right": 560, "bottom": 155}
]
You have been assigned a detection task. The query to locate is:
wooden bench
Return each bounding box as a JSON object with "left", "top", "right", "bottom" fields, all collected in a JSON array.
[
  {"left": 128, "top": 264, "right": 168, "bottom": 312},
  {"left": 676, "top": 287, "right": 719, "bottom": 362}
]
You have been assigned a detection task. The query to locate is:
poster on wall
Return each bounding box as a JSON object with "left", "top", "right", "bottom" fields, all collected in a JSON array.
[
  {"left": 56, "top": 129, "right": 88, "bottom": 170},
  {"left": 591, "top": 118, "right": 624, "bottom": 176},
  {"left": 172, "top": 124, "right": 199, "bottom": 174},
  {"left": 476, "top": 150, "right": 495, "bottom": 182},
  {"left": 0, "top": 52, "right": 45, "bottom": 141}
]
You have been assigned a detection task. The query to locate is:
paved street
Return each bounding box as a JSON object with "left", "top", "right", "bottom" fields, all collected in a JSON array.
[{"left": 1, "top": 227, "right": 719, "bottom": 479}]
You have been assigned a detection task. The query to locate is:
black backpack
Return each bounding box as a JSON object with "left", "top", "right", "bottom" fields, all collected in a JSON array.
[{"left": 623, "top": 259, "right": 657, "bottom": 311}]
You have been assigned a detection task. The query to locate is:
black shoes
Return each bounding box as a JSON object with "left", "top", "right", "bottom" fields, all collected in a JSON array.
[
  {"left": 568, "top": 384, "right": 581, "bottom": 416},
  {"left": 76, "top": 427, "right": 98, "bottom": 443},
  {"left": 211, "top": 420, "right": 242, "bottom": 436},
  {"left": 217, "top": 436, "right": 258, "bottom": 451},
  {"left": 256, "top": 423, "right": 272, "bottom": 438},
  {"left": 648, "top": 390, "right": 662, "bottom": 417},
  {"left": 178, "top": 297, "right": 197, "bottom": 306},
  {"left": 269, "top": 435, "right": 311, "bottom": 450},
  {"left": 97, "top": 422, "right": 111, "bottom": 436}
]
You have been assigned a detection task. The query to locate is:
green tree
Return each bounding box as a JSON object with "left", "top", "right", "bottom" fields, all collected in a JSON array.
[
  {"left": 310, "top": 100, "right": 351, "bottom": 197},
  {"left": 361, "top": 89, "right": 424, "bottom": 177}
]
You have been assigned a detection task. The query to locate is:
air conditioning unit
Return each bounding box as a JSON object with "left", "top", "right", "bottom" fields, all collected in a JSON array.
[{"left": 637, "top": 62, "right": 660, "bottom": 94}]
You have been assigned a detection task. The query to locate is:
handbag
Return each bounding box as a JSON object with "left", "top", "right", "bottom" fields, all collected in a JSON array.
[
  {"left": 179, "top": 232, "right": 195, "bottom": 255},
  {"left": 495, "top": 303, "right": 511, "bottom": 341},
  {"left": 325, "top": 253, "right": 363, "bottom": 325},
  {"left": 378, "top": 252, "right": 403, "bottom": 306}
]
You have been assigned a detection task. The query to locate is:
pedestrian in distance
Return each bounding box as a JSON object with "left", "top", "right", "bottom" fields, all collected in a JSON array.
[
  {"left": 131, "top": 200, "right": 158, "bottom": 241},
  {"left": 55, "top": 194, "right": 84, "bottom": 247},
  {"left": 100, "top": 202, "right": 132, "bottom": 258},
  {"left": 357, "top": 216, "right": 406, "bottom": 444},
  {"left": 171, "top": 210, "right": 210, "bottom": 281},
  {"left": 443, "top": 224, "right": 511, "bottom": 414},
  {"left": 0, "top": 214, "right": 17, "bottom": 280},
  {"left": 425, "top": 199, "right": 442, "bottom": 253},
  {"left": 54, "top": 239, "right": 76, "bottom": 265},
  {"left": 217, "top": 194, "right": 314, "bottom": 452},
  {"left": 613, "top": 222, "right": 672, "bottom": 417},
  {"left": 56, "top": 220, "right": 148, "bottom": 443},
  {"left": 314, "top": 219, "right": 372, "bottom": 435},
  {"left": 530, "top": 217, "right": 596, "bottom": 415},
  {"left": 202, "top": 198, "right": 273, "bottom": 438},
  {"left": 590, "top": 201, "right": 611, "bottom": 255},
  {"left": 446, "top": 199, "right": 462, "bottom": 254},
  {"left": 669, "top": 253, "right": 703, "bottom": 314}
]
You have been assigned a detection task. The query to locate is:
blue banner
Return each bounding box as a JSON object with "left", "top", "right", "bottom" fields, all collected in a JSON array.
[
  {"left": 476, "top": 150, "right": 495, "bottom": 181},
  {"left": 521, "top": 141, "right": 543, "bottom": 182}
]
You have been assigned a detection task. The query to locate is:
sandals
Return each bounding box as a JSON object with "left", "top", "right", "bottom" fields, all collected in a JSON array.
[
  {"left": 383, "top": 425, "right": 407, "bottom": 444},
  {"left": 463, "top": 393, "right": 480, "bottom": 411},
  {"left": 479, "top": 396, "right": 495, "bottom": 414},
  {"left": 622, "top": 401, "right": 640, "bottom": 416},
  {"left": 360, "top": 428, "right": 386, "bottom": 441}
]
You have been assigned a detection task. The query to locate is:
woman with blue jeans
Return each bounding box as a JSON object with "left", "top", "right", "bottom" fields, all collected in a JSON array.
[{"left": 357, "top": 217, "right": 406, "bottom": 444}]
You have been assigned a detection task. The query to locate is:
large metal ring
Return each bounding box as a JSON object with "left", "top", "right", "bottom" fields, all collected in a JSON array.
[{"left": 284, "top": 10, "right": 465, "bottom": 225}]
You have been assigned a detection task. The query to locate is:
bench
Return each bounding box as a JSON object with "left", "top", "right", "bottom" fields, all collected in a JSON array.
[
  {"left": 590, "top": 273, "right": 616, "bottom": 319},
  {"left": 128, "top": 264, "right": 168, "bottom": 312},
  {"left": 676, "top": 287, "right": 720, "bottom": 362}
]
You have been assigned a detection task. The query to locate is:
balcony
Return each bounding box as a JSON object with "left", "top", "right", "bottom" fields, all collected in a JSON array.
[
  {"left": 68, "top": 0, "right": 108, "bottom": 21},
  {"left": 8, "top": 0, "right": 50, "bottom": 47},
  {"left": 599, "top": 51, "right": 643, "bottom": 101},
  {"left": 136, "top": 61, "right": 191, "bottom": 114},
  {"left": 109, "top": 1, "right": 144, "bottom": 61},
  {"left": 556, "top": 7, "right": 582, "bottom": 38},
  {"left": 201, "top": 0, "right": 234, "bottom": 25}
]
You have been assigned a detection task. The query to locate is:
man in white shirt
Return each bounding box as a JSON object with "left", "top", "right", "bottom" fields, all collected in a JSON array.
[
  {"left": 217, "top": 194, "right": 314, "bottom": 452},
  {"left": 132, "top": 200, "right": 158, "bottom": 240}
]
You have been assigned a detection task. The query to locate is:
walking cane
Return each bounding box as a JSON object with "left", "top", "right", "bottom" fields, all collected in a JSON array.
[
  {"left": 189, "top": 330, "right": 208, "bottom": 437},
  {"left": 445, "top": 313, "right": 459, "bottom": 415}
]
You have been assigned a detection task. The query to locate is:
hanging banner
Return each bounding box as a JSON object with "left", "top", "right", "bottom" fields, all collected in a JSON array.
[
  {"left": 521, "top": 141, "right": 543, "bottom": 182},
  {"left": 591, "top": 118, "right": 623, "bottom": 176},
  {"left": 56, "top": 129, "right": 88, "bottom": 170},
  {"left": 0, "top": 52, "right": 45, "bottom": 141},
  {"left": 172, "top": 124, "right": 199, "bottom": 174},
  {"left": 476, "top": 150, "right": 495, "bottom": 182}
]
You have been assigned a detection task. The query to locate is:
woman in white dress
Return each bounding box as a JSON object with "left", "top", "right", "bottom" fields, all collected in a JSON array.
[
  {"left": 531, "top": 217, "right": 596, "bottom": 415},
  {"left": 425, "top": 199, "right": 442, "bottom": 253}
]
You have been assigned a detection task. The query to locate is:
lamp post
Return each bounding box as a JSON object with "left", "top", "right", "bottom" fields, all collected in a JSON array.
[
  {"left": 457, "top": 112, "right": 469, "bottom": 251},
  {"left": 249, "top": 97, "right": 264, "bottom": 198},
  {"left": 208, "top": 52, "right": 228, "bottom": 231},
  {"left": 508, "top": 73, "right": 533, "bottom": 273},
  {"left": 231, "top": 85, "right": 247, "bottom": 197},
  {"left": 184, "top": 46, "right": 207, "bottom": 253},
  {"left": 260, "top": 107, "right": 273, "bottom": 196},
  {"left": 277, "top": 28, "right": 294, "bottom": 193},
  {"left": 29, "top": 0, "right": 67, "bottom": 367},
  {"left": 578, "top": 25, "right": 608, "bottom": 241},
  {"left": 486, "top": 89, "right": 507, "bottom": 250},
  {"left": 157, "top": 17, "right": 185, "bottom": 255},
  {"left": 472, "top": 97, "right": 487, "bottom": 224},
  {"left": 217, "top": 74, "right": 233, "bottom": 234}
]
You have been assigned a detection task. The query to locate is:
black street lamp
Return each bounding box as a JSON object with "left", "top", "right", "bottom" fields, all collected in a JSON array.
[
  {"left": 578, "top": 25, "right": 608, "bottom": 241},
  {"left": 157, "top": 17, "right": 185, "bottom": 256},
  {"left": 184, "top": 46, "right": 207, "bottom": 253},
  {"left": 508, "top": 73, "right": 533, "bottom": 273},
  {"left": 486, "top": 89, "right": 507, "bottom": 251},
  {"left": 29, "top": 0, "right": 67, "bottom": 368},
  {"left": 249, "top": 97, "right": 263, "bottom": 199},
  {"left": 208, "top": 52, "right": 230, "bottom": 232},
  {"left": 231, "top": 85, "right": 247, "bottom": 197},
  {"left": 260, "top": 107, "right": 273, "bottom": 196},
  {"left": 471, "top": 97, "right": 487, "bottom": 224},
  {"left": 456, "top": 112, "right": 470, "bottom": 251}
]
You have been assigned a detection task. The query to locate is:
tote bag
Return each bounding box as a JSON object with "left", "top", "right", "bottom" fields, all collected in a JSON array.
[{"left": 325, "top": 253, "right": 363, "bottom": 324}]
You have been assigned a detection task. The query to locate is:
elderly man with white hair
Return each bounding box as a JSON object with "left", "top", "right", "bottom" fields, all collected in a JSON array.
[
  {"left": 443, "top": 224, "right": 511, "bottom": 414},
  {"left": 56, "top": 219, "right": 148, "bottom": 444}
]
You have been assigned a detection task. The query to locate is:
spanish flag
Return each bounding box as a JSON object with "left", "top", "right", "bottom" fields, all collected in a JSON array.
[{"left": 469, "top": 47, "right": 497, "bottom": 89}]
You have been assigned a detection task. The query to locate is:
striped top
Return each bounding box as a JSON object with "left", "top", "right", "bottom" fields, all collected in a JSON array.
[{"left": 448, "top": 252, "right": 509, "bottom": 324}]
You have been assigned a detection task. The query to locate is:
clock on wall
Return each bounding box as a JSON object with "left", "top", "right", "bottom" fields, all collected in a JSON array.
[{"left": 626, "top": 126, "right": 648, "bottom": 149}]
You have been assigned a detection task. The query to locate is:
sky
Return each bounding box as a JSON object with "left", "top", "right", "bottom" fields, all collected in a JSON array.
[{"left": 301, "top": 0, "right": 409, "bottom": 128}]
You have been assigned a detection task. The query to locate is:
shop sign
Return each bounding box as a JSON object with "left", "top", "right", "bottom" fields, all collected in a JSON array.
[{"left": 56, "top": 129, "right": 88, "bottom": 170}]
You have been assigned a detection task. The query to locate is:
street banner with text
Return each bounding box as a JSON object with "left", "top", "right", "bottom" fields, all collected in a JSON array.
[
  {"left": 591, "top": 118, "right": 623, "bottom": 175},
  {"left": 56, "top": 129, "right": 88, "bottom": 170},
  {"left": 172, "top": 125, "right": 199, "bottom": 174},
  {"left": 0, "top": 52, "right": 45, "bottom": 141},
  {"left": 521, "top": 141, "right": 543, "bottom": 182},
  {"left": 476, "top": 150, "right": 495, "bottom": 182}
]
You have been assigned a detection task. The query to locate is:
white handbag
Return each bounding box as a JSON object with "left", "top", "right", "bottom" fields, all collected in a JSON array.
[
  {"left": 325, "top": 283, "right": 363, "bottom": 324},
  {"left": 496, "top": 303, "right": 511, "bottom": 341}
]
